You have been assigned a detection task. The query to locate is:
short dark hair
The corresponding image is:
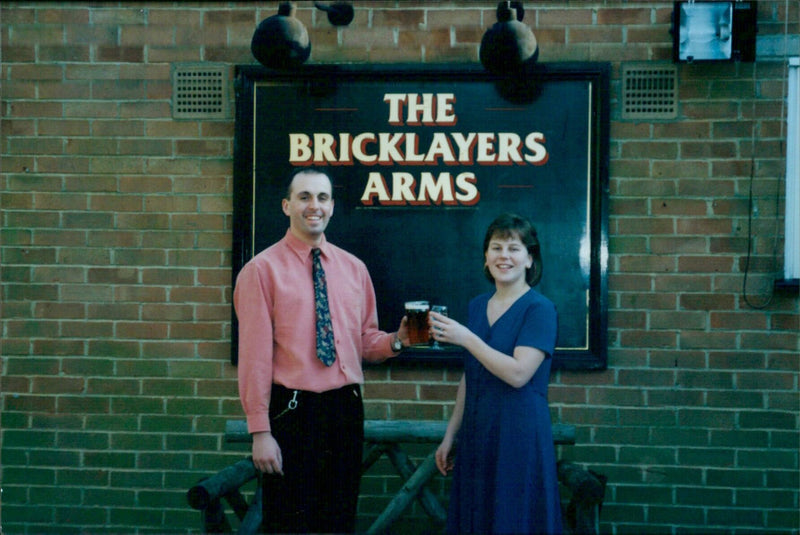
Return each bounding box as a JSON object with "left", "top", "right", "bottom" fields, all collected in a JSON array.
[
  {"left": 285, "top": 168, "right": 334, "bottom": 200},
  {"left": 482, "top": 213, "right": 543, "bottom": 286}
]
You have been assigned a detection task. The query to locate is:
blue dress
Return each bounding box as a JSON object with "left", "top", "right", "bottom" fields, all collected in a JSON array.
[{"left": 446, "top": 289, "right": 563, "bottom": 535}]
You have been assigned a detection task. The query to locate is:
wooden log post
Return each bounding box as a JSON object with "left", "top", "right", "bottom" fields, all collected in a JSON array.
[
  {"left": 361, "top": 443, "right": 388, "bottom": 475},
  {"left": 365, "top": 450, "right": 440, "bottom": 535},
  {"left": 224, "top": 419, "right": 576, "bottom": 445},
  {"left": 187, "top": 458, "right": 258, "bottom": 510},
  {"left": 200, "top": 497, "right": 231, "bottom": 534},
  {"left": 224, "top": 489, "right": 250, "bottom": 523},
  {"left": 237, "top": 482, "right": 263, "bottom": 535},
  {"left": 557, "top": 460, "right": 607, "bottom": 535},
  {"left": 384, "top": 444, "right": 447, "bottom": 523}
]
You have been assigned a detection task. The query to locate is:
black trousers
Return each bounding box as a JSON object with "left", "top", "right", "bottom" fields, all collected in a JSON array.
[{"left": 261, "top": 383, "right": 364, "bottom": 534}]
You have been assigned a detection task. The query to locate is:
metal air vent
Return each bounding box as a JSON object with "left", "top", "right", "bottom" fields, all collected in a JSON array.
[
  {"left": 621, "top": 63, "right": 678, "bottom": 120},
  {"left": 172, "top": 64, "right": 229, "bottom": 120}
]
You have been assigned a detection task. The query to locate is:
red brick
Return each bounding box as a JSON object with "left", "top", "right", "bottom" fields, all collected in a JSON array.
[
  {"left": 97, "top": 46, "right": 144, "bottom": 63},
  {"left": 619, "top": 330, "right": 678, "bottom": 349},
  {"left": 373, "top": 9, "right": 425, "bottom": 28},
  {"left": 651, "top": 237, "right": 707, "bottom": 255},
  {"left": 569, "top": 26, "right": 623, "bottom": 44},
  {"left": 618, "top": 292, "right": 677, "bottom": 310},
  {"left": 678, "top": 256, "right": 735, "bottom": 273},
  {"left": 651, "top": 311, "right": 706, "bottom": 330},
  {"left": 618, "top": 255, "right": 677, "bottom": 273},
  {"left": 116, "top": 322, "right": 168, "bottom": 340},
  {"left": 539, "top": 8, "right": 593, "bottom": 25}
]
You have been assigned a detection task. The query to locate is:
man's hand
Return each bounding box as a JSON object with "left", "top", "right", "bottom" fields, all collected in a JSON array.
[
  {"left": 396, "top": 316, "right": 410, "bottom": 347},
  {"left": 252, "top": 431, "right": 283, "bottom": 475}
]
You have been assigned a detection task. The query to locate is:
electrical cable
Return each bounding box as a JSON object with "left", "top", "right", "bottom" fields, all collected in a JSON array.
[{"left": 741, "top": 0, "right": 790, "bottom": 309}]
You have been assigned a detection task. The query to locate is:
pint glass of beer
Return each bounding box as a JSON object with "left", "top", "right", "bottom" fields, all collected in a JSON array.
[{"left": 405, "top": 300, "right": 430, "bottom": 346}]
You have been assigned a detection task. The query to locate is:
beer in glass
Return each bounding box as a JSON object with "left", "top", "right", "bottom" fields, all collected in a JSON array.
[{"left": 405, "top": 301, "right": 430, "bottom": 346}]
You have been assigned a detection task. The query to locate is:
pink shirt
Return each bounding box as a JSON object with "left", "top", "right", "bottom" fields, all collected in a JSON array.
[{"left": 234, "top": 230, "right": 397, "bottom": 434}]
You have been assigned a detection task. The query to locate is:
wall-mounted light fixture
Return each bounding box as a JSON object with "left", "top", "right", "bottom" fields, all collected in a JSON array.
[
  {"left": 480, "top": 1, "right": 539, "bottom": 75},
  {"left": 671, "top": 1, "right": 757, "bottom": 63},
  {"left": 251, "top": 1, "right": 354, "bottom": 70},
  {"left": 314, "top": 1, "right": 354, "bottom": 27}
]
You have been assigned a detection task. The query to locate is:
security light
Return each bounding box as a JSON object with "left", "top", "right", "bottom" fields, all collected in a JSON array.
[{"left": 672, "top": 1, "right": 757, "bottom": 63}]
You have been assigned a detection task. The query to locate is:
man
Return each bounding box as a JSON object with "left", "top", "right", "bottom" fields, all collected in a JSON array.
[{"left": 233, "top": 169, "right": 409, "bottom": 533}]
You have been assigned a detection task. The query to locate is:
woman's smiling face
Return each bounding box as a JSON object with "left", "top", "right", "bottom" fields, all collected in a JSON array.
[{"left": 484, "top": 233, "right": 533, "bottom": 286}]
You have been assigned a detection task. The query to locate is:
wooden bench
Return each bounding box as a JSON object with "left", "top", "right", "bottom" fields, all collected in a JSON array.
[{"left": 188, "top": 420, "right": 604, "bottom": 535}]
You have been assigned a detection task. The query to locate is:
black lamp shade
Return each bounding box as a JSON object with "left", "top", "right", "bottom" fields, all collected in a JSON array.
[{"left": 251, "top": 3, "right": 311, "bottom": 70}]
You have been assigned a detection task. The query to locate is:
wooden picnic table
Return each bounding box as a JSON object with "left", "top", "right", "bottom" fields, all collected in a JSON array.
[{"left": 190, "top": 419, "right": 585, "bottom": 534}]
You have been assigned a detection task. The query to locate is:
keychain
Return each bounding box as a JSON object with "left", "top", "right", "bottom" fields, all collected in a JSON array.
[{"left": 273, "top": 390, "right": 299, "bottom": 420}]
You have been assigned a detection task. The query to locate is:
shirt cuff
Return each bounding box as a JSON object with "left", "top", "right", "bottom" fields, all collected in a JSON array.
[{"left": 247, "top": 414, "right": 271, "bottom": 434}]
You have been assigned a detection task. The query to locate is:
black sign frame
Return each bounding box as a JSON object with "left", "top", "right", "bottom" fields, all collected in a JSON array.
[{"left": 232, "top": 63, "right": 609, "bottom": 370}]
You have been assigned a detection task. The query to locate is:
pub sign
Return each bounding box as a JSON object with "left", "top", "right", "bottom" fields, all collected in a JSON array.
[{"left": 233, "top": 64, "right": 609, "bottom": 369}]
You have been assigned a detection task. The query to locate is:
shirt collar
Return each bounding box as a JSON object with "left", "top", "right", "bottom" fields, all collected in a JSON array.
[{"left": 284, "top": 229, "right": 329, "bottom": 261}]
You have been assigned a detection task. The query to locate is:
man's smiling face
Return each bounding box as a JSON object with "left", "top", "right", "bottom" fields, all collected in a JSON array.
[{"left": 282, "top": 171, "right": 334, "bottom": 246}]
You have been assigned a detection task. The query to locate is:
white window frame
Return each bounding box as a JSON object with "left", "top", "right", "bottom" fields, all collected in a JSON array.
[{"left": 785, "top": 57, "right": 799, "bottom": 281}]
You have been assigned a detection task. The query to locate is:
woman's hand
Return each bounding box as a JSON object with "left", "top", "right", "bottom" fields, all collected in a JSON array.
[
  {"left": 435, "top": 435, "right": 455, "bottom": 476},
  {"left": 429, "top": 311, "right": 472, "bottom": 348}
]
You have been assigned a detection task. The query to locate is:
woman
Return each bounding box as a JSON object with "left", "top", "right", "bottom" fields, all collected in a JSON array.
[{"left": 432, "top": 213, "right": 563, "bottom": 534}]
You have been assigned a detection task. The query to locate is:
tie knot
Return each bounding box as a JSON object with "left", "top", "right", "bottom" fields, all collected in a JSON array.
[{"left": 312, "top": 248, "right": 321, "bottom": 259}]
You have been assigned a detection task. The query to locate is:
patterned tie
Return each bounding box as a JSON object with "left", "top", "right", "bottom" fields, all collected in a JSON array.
[{"left": 312, "top": 248, "right": 336, "bottom": 366}]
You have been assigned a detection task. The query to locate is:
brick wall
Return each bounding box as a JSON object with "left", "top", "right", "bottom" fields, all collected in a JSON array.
[{"left": 1, "top": 2, "right": 798, "bottom": 533}]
